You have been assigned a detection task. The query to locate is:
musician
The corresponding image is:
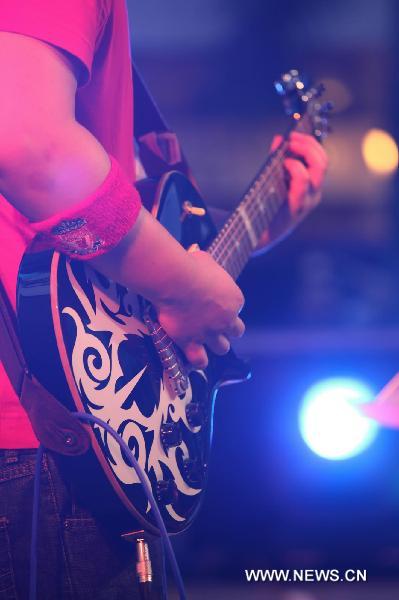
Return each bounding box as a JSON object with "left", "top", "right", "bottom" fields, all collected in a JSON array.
[{"left": 0, "top": 1, "right": 327, "bottom": 598}]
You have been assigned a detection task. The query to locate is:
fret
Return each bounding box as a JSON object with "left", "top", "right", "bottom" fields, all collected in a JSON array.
[
  {"left": 250, "top": 204, "right": 265, "bottom": 239},
  {"left": 232, "top": 239, "right": 247, "bottom": 278},
  {"left": 210, "top": 216, "right": 253, "bottom": 277},
  {"left": 218, "top": 238, "right": 237, "bottom": 276},
  {"left": 206, "top": 84, "right": 329, "bottom": 280},
  {"left": 268, "top": 190, "right": 279, "bottom": 215},
  {"left": 231, "top": 226, "right": 250, "bottom": 263},
  {"left": 229, "top": 213, "right": 247, "bottom": 251},
  {"left": 224, "top": 243, "right": 242, "bottom": 280},
  {"left": 208, "top": 119, "right": 305, "bottom": 280},
  {"left": 254, "top": 194, "right": 265, "bottom": 217},
  {"left": 263, "top": 194, "right": 274, "bottom": 222},
  {"left": 236, "top": 205, "right": 258, "bottom": 249},
  {"left": 276, "top": 180, "right": 288, "bottom": 210},
  {"left": 257, "top": 200, "right": 272, "bottom": 233}
]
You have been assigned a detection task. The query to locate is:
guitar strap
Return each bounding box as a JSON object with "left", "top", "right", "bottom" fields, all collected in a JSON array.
[
  {"left": 0, "top": 64, "right": 182, "bottom": 456},
  {"left": 132, "top": 64, "right": 193, "bottom": 182},
  {"left": 0, "top": 280, "right": 90, "bottom": 455}
]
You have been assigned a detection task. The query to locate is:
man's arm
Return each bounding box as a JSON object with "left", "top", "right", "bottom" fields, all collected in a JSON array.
[{"left": 0, "top": 32, "right": 245, "bottom": 368}]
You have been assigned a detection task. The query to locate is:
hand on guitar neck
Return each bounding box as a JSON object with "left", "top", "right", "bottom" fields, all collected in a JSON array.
[{"left": 255, "top": 131, "right": 328, "bottom": 254}]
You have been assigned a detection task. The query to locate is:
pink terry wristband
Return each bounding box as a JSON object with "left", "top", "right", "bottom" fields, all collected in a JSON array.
[{"left": 29, "top": 156, "right": 141, "bottom": 260}]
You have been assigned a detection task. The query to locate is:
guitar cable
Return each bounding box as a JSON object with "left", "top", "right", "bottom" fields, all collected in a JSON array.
[{"left": 29, "top": 412, "right": 187, "bottom": 600}]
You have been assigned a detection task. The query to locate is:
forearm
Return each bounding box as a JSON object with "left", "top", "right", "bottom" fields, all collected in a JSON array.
[{"left": 91, "top": 206, "right": 198, "bottom": 305}]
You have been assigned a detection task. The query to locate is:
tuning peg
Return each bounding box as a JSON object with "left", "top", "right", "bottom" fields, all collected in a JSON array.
[
  {"left": 321, "top": 101, "right": 334, "bottom": 114},
  {"left": 314, "top": 83, "right": 325, "bottom": 98},
  {"left": 275, "top": 69, "right": 304, "bottom": 96},
  {"left": 314, "top": 122, "right": 333, "bottom": 141}
]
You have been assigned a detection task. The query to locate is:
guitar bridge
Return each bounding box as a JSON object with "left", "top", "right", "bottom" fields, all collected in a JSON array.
[{"left": 143, "top": 305, "right": 189, "bottom": 396}]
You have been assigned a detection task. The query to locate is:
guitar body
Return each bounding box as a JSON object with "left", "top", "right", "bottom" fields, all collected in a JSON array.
[
  {"left": 17, "top": 71, "right": 330, "bottom": 535},
  {"left": 17, "top": 171, "right": 251, "bottom": 534}
]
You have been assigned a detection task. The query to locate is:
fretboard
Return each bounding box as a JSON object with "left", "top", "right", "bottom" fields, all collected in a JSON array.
[{"left": 207, "top": 113, "right": 313, "bottom": 280}]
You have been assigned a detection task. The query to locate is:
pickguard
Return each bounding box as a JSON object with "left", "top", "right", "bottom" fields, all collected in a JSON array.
[{"left": 57, "top": 256, "right": 209, "bottom": 526}]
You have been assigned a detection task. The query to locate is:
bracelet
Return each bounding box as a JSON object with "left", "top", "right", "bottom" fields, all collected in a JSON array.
[{"left": 29, "top": 156, "right": 141, "bottom": 260}]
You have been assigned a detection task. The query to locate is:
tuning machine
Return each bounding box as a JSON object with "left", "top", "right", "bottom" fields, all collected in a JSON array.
[
  {"left": 275, "top": 69, "right": 311, "bottom": 117},
  {"left": 311, "top": 100, "right": 334, "bottom": 140},
  {"left": 275, "top": 69, "right": 305, "bottom": 96}
]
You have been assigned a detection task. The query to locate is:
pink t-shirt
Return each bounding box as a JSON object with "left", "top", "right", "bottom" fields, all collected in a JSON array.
[{"left": 0, "top": 0, "right": 137, "bottom": 447}]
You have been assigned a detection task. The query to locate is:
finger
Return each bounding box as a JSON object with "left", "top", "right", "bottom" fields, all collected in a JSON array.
[
  {"left": 270, "top": 135, "right": 284, "bottom": 154},
  {"left": 288, "top": 133, "right": 327, "bottom": 189},
  {"left": 205, "top": 334, "right": 231, "bottom": 356},
  {"left": 187, "top": 243, "right": 200, "bottom": 253},
  {"left": 183, "top": 342, "right": 209, "bottom": 369},
  {"left": 290, "top": 131, "right": 328, "bottom": 167},
  {"left": 288, "top": 143, "right": 326, "bottom": 190},
  {"left": 224, "top": 317, "right": 245, "bottom": 339},
  {"left": 284, "top": 158, "right": 310, "bottom": 215},
  {"left": 289, "top": 136, "right": 326, "bottom": 174}
]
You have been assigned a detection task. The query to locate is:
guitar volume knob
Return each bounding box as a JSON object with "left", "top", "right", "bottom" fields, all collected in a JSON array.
[
  {"left": 160, "top": 422, "right": 182, "bottom": 449},
  {"left": 183, "top": 459, "right": 205, "bottom": 488},
  {"left": 186, "top": 402, "right": 204, "bottom": 427},
  {"left": 156, "top": 479, "right": 179, "bottom": 505}
]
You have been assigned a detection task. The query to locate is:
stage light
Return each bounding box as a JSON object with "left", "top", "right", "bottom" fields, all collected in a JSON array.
[
  {"left": 361, "top": 129, "right": 398, "bottom": 175},
  {"left": 299, "top": 378, "right": 379, "bottom": 460}
]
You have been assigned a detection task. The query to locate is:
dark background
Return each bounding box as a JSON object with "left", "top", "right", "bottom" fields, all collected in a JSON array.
[{"left": 127, "top": 1, "right": 399, "bottom": 596}]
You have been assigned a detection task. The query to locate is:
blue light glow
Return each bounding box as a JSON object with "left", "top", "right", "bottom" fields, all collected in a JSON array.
[{"left": 299, "top": 378, "right": 379, "bottom": 460}]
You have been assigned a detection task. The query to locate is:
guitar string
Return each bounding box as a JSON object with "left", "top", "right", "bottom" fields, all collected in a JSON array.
[
  {"left": 211, "top": 185, "right": 284, "bottom": 278},
  {"left": 208, "top": 121, "right": 309, "bottom": 268},
  {"left": 207, "top": 115, "right": 312, "bottom": 277},
  {"left": 210, "top": 153, "right": 287, "bottom": 278},
  {"left": 208, "top": 140, "right": 292, "bottom": 275},
  {"left": 212, "top": 92, "right": 330, "bottom": 275},
  {"left": 209, "top": 142, "right": 288, "bottom": 260},
  {"left": 210, "top": 151, "right": 310, "bottom": 278},
  {"left": 219, "top": 166, "right": 288, "bottom": 278},
  {"left": 209, "top": 113, "right": 312, "bottom": 266}
]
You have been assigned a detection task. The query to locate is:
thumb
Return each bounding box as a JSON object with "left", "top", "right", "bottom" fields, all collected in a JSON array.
[{"left": 183, "top": 342, "right": 209, "bottom": 370}]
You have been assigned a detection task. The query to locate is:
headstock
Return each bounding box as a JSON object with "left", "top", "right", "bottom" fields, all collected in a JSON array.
[{"left": 275, "top": 69, "right": 333, "bottom": 141}]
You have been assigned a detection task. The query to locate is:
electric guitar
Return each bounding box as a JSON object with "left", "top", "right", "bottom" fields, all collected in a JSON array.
[{"left": 17, "top": 71, "right": 331, "bottom": 534}]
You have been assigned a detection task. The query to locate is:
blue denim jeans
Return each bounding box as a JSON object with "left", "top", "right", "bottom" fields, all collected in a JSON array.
[{"left": 0, "top": 449, "right": 166, "bottom": 599}]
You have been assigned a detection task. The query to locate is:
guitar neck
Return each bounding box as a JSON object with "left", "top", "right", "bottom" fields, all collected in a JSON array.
[{"left": 207, "top": 113, "right": 313, "bottom": 280}]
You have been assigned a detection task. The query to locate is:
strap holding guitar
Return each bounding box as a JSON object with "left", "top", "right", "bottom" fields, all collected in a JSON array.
[
  {"left": 0, "top": 65, "right": 187, "bottom": 456},
  {"left": 0, "top": 280, "right": 90, "bottom": 455},
  {"left": 132, "top": 64, "right": 193, "bottom": 181}
]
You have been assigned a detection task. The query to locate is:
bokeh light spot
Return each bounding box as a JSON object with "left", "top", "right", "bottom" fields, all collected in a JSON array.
[
  {"left": 362, "top": 128, "right": 398, "bottom": 175},
  {"left": 299, "top": 378, "right": 379, "bottom": 460}
]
